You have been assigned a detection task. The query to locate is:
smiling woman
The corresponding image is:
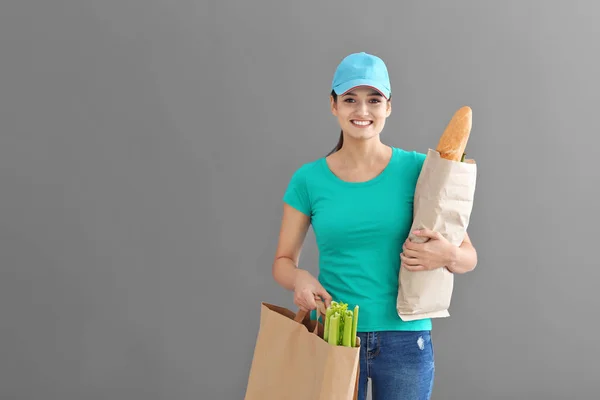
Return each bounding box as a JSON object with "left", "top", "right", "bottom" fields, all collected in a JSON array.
[
  {"left": 327, "top": 53, "right": 393, "bottom": 156},
  {"left": 271, "top": 51, "right": 477, "bottom": 400}
]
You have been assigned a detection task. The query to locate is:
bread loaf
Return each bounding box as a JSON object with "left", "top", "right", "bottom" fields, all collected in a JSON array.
[{"left": 436, "top": 106, "right": 472, "bottom": 161}]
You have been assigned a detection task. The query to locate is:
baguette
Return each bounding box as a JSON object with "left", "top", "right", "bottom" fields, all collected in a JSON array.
[{"left": 436, "top": 106, "right": 472, "bottom": 161}]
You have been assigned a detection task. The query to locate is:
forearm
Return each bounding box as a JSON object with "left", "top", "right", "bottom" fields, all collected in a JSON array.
[
  {"left": 447, "top": 241, "right": 478, "bottom": 274},
  {"left": 272, "top": 256, "right": 302, "bottom": 291}
]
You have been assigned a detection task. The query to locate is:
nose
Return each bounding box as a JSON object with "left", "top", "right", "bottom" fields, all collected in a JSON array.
[{"left": 358, "top": 101, "right": 369, "bottom": 116}]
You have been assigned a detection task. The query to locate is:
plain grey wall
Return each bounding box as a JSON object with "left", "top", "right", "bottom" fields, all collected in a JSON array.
[{"left": 1, "top": 0, "right": 598, "bottom": 399}]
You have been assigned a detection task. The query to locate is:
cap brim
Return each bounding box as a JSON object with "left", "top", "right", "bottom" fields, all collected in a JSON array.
[{"left": 333, "top": 79, "right": 391, "bottom": 99}]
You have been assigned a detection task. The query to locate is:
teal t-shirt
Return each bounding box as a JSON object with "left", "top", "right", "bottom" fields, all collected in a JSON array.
[{"left": 282, "top": 146, "right": 432, "bottom": 332}]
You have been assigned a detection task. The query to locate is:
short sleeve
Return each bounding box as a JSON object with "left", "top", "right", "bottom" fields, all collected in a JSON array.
[
  {"left": 282, "top": 166, "right": 312, "bottom": 217},
  {"left": 414, "top": 151, "right": 427, "bottom": 173},
  {"left": 402, "top": 150, "right": 427, "bottom": 188}
]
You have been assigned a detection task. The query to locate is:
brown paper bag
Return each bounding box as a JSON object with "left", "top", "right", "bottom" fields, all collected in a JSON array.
[
  {"left": 396, "top": 148, "right": 477, "bottom": 321},
  {"left": 245, "top": 302, "right": 361, "bottom": 400}
]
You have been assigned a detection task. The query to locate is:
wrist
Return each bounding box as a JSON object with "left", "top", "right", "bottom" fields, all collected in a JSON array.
[{"left": 292, "top": 268, "right": 308, "bottom": 289}]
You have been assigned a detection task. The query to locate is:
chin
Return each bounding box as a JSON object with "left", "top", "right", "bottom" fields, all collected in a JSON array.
[{"left": 346, "top": 130, "right": 379, "bottom": 141}]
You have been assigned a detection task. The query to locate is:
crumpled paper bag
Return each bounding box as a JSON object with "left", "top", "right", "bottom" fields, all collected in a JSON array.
[
  {"left": 245, "top": 302, "right": 360, "bottom": 400},
  {"left": 397, "top": 148, "right": 477, "bottom": 321}
]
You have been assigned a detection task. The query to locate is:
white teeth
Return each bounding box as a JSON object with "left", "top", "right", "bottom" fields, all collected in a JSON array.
[{"left": 352, "top": 120, "right": 371, "bottom": 126}]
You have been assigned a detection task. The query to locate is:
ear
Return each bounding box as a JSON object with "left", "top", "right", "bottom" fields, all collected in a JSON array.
[
  {"left": 330, "top": 95, "right": 338, "bottom": 116},
  {"left": 386, "top": 98, "right": 392, "bottom": 117}
]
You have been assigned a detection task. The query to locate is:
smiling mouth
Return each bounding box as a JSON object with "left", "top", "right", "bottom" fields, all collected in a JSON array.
[{"left": 351, "top": 120, "right": 372, "bottom": 127}]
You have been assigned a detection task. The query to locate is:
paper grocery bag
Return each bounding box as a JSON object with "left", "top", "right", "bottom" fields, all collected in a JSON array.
[
  {"left": 397, "top": 148, "right": 477, "bottom": 321},
  {"left": 244, "top": 302, "right": 360, "bottom": 400}
]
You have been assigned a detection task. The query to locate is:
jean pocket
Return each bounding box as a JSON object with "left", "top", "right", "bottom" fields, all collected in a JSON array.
[{"left": 382, "top": 331, "right": 434, "bottom": 364}]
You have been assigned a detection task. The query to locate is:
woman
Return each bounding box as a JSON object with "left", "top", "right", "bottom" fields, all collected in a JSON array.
[{"left": 271, "top": 52, "right": 478, "bottom": 400}]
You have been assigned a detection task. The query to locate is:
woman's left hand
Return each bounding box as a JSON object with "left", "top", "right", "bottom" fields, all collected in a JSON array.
[{"left": 400, "top": 229, "right": 456, "bottom": 272}]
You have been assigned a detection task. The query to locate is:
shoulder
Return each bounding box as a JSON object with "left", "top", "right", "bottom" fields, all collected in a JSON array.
[
  {"left": 391, "top": 146, "right": 427, "bottom": 169},
  {"left": 283, "top": 158, "right": 324, "bottom": 216},
  {"left": 387, "top": 146, "right": 427, "bottom": 187},
  {"left": 288, "top": 158, "right": 323, "bottom": 181}
]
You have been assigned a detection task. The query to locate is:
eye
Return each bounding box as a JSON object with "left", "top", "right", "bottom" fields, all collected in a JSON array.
[
  {"left": 370, "top": 99, "right": 381, "bottom": 103},
  {"left": 344, "top": 98, "right": 355, "bottom": 103}
]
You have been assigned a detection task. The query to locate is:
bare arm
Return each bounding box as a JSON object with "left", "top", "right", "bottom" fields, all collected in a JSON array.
[
  {"left": 447, "top": 231, "right": 478, "bottom": 274},
  {"left": 271, "top": 204, "right": 311, "bottom": 291},
  {"left": 272, "top": 204, "right": 332, "bottom": 310},
  {"left": 402, "top": 229, "right": 478, "bottom": 274}
]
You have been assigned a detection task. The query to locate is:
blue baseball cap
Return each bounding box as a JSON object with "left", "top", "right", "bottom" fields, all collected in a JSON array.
[{"left": 331, "top": 52, "right": 391, "bottom": 99}]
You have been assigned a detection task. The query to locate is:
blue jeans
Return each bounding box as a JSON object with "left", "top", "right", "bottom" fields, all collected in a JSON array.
[{"left": 356, "top": 331, "right": 435, "bottom": 400}]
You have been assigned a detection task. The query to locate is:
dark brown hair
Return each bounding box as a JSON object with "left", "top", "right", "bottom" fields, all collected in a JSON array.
[{"left": 327, "top": 90, "right": 343, "bottom": 156}]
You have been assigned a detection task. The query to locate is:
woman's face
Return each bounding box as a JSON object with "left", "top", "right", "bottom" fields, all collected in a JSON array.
[{"left": 330, "top": 86, "right": 391, "bottom": 142}]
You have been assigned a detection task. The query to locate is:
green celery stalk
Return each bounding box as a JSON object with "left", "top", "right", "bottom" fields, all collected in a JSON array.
[
  {"left": 343, "top": 311, "right": 353, "bottom": 347},
  {"left": 323, "top": 306, "right": 334, "bottom": 342},
  {"left": 351, "top": 305, "right": 359, "bottom": 347},
  {"left": 322, "top": 300, "right": 359, "bottom": 346},
  {"left": 328, "top": 312, "right": 340, "bottom": 346},
  {"left": 338, "top": 313, "right": 345, "bottom": 345}
]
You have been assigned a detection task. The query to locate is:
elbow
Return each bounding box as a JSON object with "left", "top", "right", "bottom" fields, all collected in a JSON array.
[
  {"left": 449, "top": 247, "right": 477, "bottom": 274},
  {"left": 462, "top": 260, "right": 478, "bottom": 274},
  {"left": 271, "top": 258, "right": 280, "bottom": 281},
  {"left": 463, "top": 255, "right": 478, "bottom": 274},
  {"left": 272, "top": 255, "right": 292, "bottom": 280},
  {"left": 468, "top": 249, "right": 478, "bottom": 272},
  {"left": 449, "top": 263, "right": 476, "bottom": 275}
]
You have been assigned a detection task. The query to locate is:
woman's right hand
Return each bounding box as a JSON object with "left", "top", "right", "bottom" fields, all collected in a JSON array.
[{"left": 293, "top": 269, "right": 332, "bottom": 311}]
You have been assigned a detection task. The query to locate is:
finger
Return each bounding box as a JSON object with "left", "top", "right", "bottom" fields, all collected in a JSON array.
[
  {"left": 412, "top": 228, "right": 441, "bottom": 240},
  {"left": 400, "top": 253, "right": 421, "bottom": 266},
  {"left": 315, "top": 290, "right": 332, "bottom": 308},
  {"left": 294, "top": 295, "right": 308, "bottom": 311},
  {"left": 404, "top": 239, "right": 423, "bottom": 251},
  {"left": 297, "top": 301, "right": 311, "bottom": 312},
  {"left": 303, "top": 290, "right": 317, "bottom": 310},
  {"left": 401, "top": 246, "right": 418, "bottom": 258},
  {"left": 295, "top": 291, "right": 314, "bottom": 311},
  {"left": 402, "top": 263, "right": 426, "bottom": 272},
  {"left": 295, "top": 300, "right": 309, "bottom": 312},
  {"left": 313, "top": 295, "right": 329, "bottom": 317}
]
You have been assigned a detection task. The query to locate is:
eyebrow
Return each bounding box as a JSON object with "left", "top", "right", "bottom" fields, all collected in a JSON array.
[{"left": 343, "top": 91, "right": 383, "bottom": 97}]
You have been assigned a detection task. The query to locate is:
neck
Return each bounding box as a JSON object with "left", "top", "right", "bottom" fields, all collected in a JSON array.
[{"left": 336, "top": 136, "right": 389, "bottom": 166}]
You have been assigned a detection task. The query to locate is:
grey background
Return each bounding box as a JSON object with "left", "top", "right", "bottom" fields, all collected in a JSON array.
[{"left": 1, "top": 0, "right": 598, "bottom": 399}]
